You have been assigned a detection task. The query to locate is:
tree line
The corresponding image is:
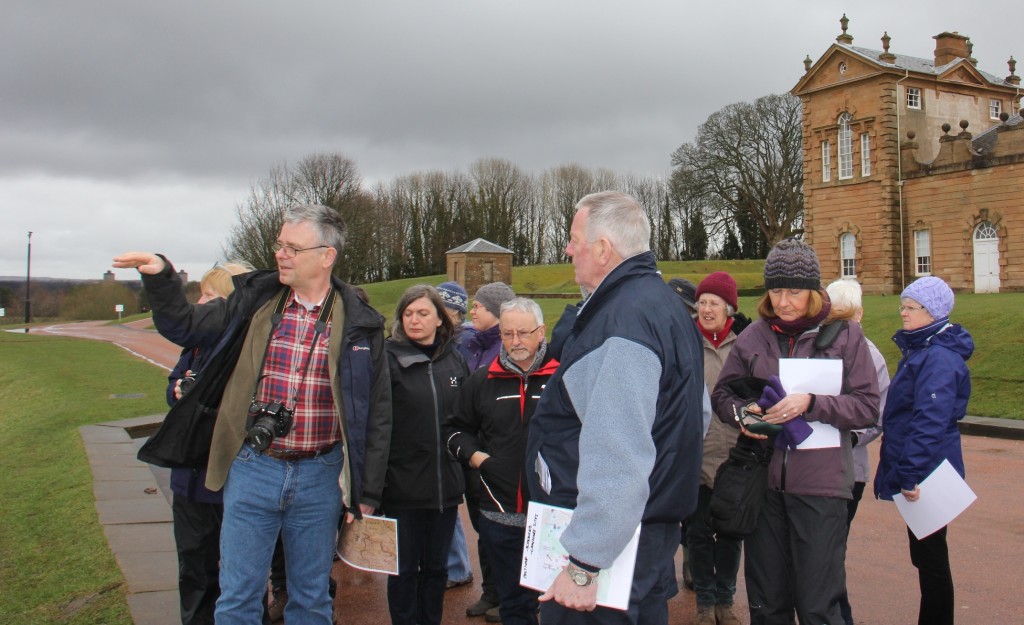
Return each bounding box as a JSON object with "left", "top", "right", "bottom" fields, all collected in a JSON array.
[{"left": 225, "top": 93, "right": 804, "bottom": 284}]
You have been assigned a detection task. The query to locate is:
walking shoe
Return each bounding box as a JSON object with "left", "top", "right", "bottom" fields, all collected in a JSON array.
[
  {"left": 267, "top": 588, "right": 288, "bottom": 623},
  {"left": 696, "top": 604, "right": 717, "bottom": 625},
  {"left": 446, "top": 575, "right": 474, "bottom": 590},
  {"left": 715, "top": 603, "right": 741, "bottom": 625},
  {"left": 466, "top": 597, "right": 498, "bottom": 617},
  {"left": 484, "top": 606, "right": 502, "bottom": 623}
]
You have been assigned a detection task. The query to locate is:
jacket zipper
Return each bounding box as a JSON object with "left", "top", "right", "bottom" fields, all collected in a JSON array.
[
  {"left": 427, "top": 361, "right": 445, "bottom": 512},
  {"left": 780, "top": 336, "right": 797, "bottom": 493}
]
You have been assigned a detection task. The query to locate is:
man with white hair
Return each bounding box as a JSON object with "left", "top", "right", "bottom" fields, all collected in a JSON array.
[
  {"left": 445, "top": 297, "right": 559, "bottom": 625},
  {"left": 825, "top": 279, "right": 890, "bottom": 625},
  {"left": 525, "top": 191, "right": 704, "bottom": 625}
]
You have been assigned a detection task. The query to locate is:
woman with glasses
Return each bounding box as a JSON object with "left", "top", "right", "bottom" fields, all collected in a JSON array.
[
  {"left": 874, "top": 276, "right": 973, "bottom": 625},
  {"left": 382, "top": 285, "right": 469, "bottom": 625}
]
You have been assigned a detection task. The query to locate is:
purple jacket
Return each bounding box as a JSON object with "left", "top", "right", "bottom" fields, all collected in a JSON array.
[{"left": 712, "top": 318, "right": 880, "bottom": 499}]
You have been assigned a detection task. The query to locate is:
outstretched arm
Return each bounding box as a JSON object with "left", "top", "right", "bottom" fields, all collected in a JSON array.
[{"left": 112, "top": 252, "right": 166, "bottom": 275}]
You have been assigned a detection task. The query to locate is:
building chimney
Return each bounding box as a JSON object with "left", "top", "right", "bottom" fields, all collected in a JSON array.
[{"left": 933, "top": 31, "right": 970, "bottom": 66}]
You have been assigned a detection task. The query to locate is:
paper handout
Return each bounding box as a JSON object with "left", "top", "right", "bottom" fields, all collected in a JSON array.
[
  {"left": 894, "top": 459, "right": 977, "bottom": 539},
  {"left": 779, "top": 358, "right": 843, "bottom": 449},
  {"left": 336, "top": 514, "right": 399, "bottom": 575},
  {"left": 520, "top": 501, "right": 638, "bottom": 611}
]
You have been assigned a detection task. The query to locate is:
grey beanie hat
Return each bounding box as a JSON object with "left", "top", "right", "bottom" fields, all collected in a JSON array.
[
  {"left": 901, "top": 276, "right": 954, "bottom": 320},
  {"left": 474, "top": 282, "right": 516, "bottom": 318},
  {"left": 667, "top": 278, "right": 698, "bottom": 311},
  {"left": 764, "top": 238, "right": 821, "bottom": 291}
]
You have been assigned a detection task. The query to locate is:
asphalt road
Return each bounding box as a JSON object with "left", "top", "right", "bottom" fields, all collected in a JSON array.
[{"left": 50, "top": 319, "right": 1024, "bottom": 624}]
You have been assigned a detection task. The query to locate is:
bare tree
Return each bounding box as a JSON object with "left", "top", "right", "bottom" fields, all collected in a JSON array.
[
  {"left": 224, "top": 164, "right": 291, "bottom": 270},
  {"left": 670, "top": 92, "right": 803, "bottom": 250},
  {"left": 539, "top": 164, "right": 597, "bottom": 263}
]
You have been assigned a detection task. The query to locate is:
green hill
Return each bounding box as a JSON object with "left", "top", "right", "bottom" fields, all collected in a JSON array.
[{"left": 360, "top": 260, "right": 1022, "bottom": 420}]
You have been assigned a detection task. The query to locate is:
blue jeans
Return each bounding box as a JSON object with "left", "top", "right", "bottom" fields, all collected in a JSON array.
[
  {"left": 687, "top": 485, "right": 742, "bottom": 607},
  {"left": 477, "top": 517, "right": 539, "bottom": 625},
  {"left": 216, "top": 443, "right": 344, "bottom": 625},
  {"left": 386, "top": 506, "right": 458, "bottom": 625},
  {"left": 447, "top": 511, "right": 473, "bottom": 582}
]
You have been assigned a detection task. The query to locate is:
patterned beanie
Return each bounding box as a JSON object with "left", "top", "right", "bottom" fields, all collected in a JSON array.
[
  {"left": 474, "top": 282, "right": 516, "bottom": 318},
  {"left": 763, "top": 238, "right": 820, "bottom": 291},
  {"left": 697, "top": 271, "right": 738, "bottom": 311},
  {"left": 668, "top": 278, "right": 698, "bottom": 311},
  {"left": 437, "top": 281, "right": 468, "bottom": 314},
  {"left": 901, "top": 276, "right": 954, "bottom": 320}
]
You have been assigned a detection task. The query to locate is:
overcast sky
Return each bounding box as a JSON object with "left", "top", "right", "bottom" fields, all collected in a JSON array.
[{"left": 1, "top": 1, "right": 1017, "bottom": 281}]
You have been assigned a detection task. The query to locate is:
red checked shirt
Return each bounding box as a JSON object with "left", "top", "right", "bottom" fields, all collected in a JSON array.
[{"left": 255, "top": 291, "right": 340, "bottom": 452}]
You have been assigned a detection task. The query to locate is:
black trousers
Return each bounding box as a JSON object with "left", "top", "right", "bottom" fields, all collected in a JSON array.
[
  {"left": 386, "top": 506, "right": 458, "bottom": 625},
  {"left": 743, "top": 490, "right": 848, "bottom": 625},
  {"left": 908, "top": 525, "right": 954, "bottom": 625},
  {"left": 171, "top": 494, "right": 223, "bottom": 625}
]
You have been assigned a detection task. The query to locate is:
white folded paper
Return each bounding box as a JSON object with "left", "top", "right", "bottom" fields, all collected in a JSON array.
[{"left": 894, "top": 459, "right": 977, "bottom": 539}]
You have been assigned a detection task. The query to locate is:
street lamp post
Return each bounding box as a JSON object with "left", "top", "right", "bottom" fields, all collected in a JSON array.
[{"left": 25, "top": 231, "right": 32, "bottom": 330}]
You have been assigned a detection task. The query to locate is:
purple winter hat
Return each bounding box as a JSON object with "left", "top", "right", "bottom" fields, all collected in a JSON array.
[{"left": 901, "top": 276, "right": 954, "bottom": 320}]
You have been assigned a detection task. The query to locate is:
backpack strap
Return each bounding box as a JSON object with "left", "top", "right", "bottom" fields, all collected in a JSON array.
[{"left": 814, "top": 319, "right": 847, "bottom": 352}]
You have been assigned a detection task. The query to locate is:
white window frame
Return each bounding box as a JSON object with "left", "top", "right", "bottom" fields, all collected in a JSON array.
[
  {"left": 907, "top": 87, "right": 922, "bottom": 110},
  {"left": 915, "top": 229, "right": 932, "bottom": 276},
  {"left": 990, "top": 99, "right": 1002, "bottom": 120},
  {"left": 860, "top": 133, "right": 871, "bottom": 176},
  {"left": 821, "top": 140, "right": 831, "bottom": 182},
  {"left": 838, "top": 114, "right": 853, "bottom": 180},
  {"left": 840, "top": 233, "right": 856, "bottom": 278}
]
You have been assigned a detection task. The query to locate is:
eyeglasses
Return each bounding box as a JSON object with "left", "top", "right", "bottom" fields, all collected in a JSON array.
[
  {"left": 898, "top": 304, "right": 926, "bottom": 313},
  {"left": 273, "top": 243, "right": 328, "bottom": 259},
  {"left": 500, "top": 326, "right": 543, "bottom": 341}
]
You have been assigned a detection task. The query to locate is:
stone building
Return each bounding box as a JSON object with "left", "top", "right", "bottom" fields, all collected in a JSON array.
[
  {"left": 792, "top": 15, "right": 1022, "bottom": 293},
  {"left": 445, "top": 238, "right": 514, "bottom": 295}
]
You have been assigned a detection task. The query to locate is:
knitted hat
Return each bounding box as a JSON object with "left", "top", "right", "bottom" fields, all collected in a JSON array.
[
  {"left": 474, "top": 282, "right": 516, "bottom": 318},
  {"left": 697, "top": 271, "right": 738, "bottom": 311},
  {"left": 901, "top": 276, "right": 954, "bottom": 320},
  {"left": 437, "top": 281, "right": 468, "bottom": 314},
  {"left": 668, "top": 278, "right": 698, "bottom": 311},
  {"left": 763, "top": 238, "right": 820, "bottom": 291}
]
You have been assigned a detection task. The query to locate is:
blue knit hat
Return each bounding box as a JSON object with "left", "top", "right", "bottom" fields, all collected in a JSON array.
[
  {"left": 901, "top": 276, "right": 954, "bottom": 320},
  {"left": 764, "top": 238, "right": 820, "bottom": 291},
  {"left": 437, "top": 281, "right": 468, "bottom": 314}
]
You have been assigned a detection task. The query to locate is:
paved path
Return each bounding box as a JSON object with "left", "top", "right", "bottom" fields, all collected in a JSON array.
[
  {"left": 72, "top": 322, "right": 1024, "bottom": 625},
  {"left": 40, "top": 319, "right": 180, "bottom": 371}
]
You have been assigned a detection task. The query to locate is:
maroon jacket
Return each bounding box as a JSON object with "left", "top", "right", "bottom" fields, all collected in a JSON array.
[{"left": 711, "top": 318, "right": 880, "bottom": 499}]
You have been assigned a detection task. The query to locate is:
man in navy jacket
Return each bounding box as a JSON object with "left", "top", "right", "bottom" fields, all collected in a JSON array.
[{"left": 525, "top": 192, "right": 704, "bottom": 625}]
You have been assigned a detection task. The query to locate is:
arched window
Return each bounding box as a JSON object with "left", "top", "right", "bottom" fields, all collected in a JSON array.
[
  {"left": 840, "top": 232, "right": 856, "bottom": 278},
  {"left": 975, "top": 221, "right": 997, "bottom": 240},
  {"left": 838, "top": 113, "right": 853, "bottom": 180}
]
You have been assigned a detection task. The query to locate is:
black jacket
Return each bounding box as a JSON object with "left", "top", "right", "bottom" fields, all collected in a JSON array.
[
  {"left": 382, "top": 338, "right": 468, "bottom": 511},
  {"left": 444, "top": 355, "right": 559, "bottom": 515},
  {"left": 138, "top": 260, "right": 391, "bottom": 512}
]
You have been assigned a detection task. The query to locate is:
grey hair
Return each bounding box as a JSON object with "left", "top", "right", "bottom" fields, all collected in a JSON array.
[
  {"left": 576, "top": 191, "right": 650, "bottom": 257},
  {"left": 499, "top": 297, "right": 544, "bottom": 326},
  {"left": 726, "top": 303, "right": 736, "bottom": 317},
  {"left": 825, "top": 278, "right": 863, "bottom": 311},
  {"left": 282, "top": 204, "right": 347, "bottom": 265}
]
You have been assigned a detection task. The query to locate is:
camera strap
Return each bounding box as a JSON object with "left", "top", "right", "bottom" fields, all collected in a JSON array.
[{"left": 248, "top": 286, "right": 337, "bottom": 410}]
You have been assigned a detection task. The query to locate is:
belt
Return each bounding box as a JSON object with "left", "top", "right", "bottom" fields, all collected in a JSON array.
[{"left": 262, "top": 442, "right": 338, "bottom": 461}]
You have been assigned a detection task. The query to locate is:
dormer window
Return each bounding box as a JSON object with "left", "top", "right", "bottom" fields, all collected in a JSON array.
[
  {"left": 907, "top": 87, "right": 922, "bottom": 110},
  {"left": 990, "top": 99, "right": 1002, "bottom": 120}
]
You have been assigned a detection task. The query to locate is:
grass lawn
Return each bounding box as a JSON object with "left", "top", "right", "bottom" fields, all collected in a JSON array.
[
  {"left": 363, "top": 260, "right": 1023, "bottom": 420},
  {"left": 0, "top": 331, "right": 168, "bottom": 625}
]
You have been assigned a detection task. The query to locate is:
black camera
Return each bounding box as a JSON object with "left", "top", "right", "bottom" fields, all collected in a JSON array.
[
  {"left": 178, "top": 373, "right": 198, "bottom": 395},
  {"left": 246, "top": 401, "right": 294, "bottom": 451}
]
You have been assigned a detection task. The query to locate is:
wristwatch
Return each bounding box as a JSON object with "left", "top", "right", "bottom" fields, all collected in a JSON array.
[{"left": 566, "top": 561, "right": 599, "bottom": 587}]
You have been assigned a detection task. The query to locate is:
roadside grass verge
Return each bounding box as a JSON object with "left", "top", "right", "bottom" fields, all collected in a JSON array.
[{"left": 0, "top": 331, "right": 167, "bottom": 625}]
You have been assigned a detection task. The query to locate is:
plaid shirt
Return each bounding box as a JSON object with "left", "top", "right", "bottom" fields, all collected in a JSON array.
[{"left": 255, "top": 291, "right": 340, "bottom": 452}]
